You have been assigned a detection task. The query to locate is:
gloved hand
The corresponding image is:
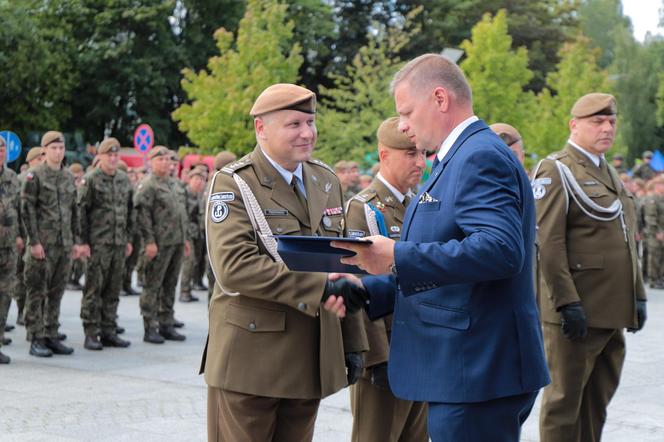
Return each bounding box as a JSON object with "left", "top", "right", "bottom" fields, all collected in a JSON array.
[
  {"left": 323, "top": 278, "right": 369, "bottom": 314},
  {"left": 628, "top": 300, "right": 647, "bottom": 333},
  {"left": 370, "top": 362, "right": 390, "bottom": 390},
  {"left": 559, "top": 302, "right": 587, "bottom": 340},
  {"left": 345, "top": 352, "right": 364, "bottom": 386}
]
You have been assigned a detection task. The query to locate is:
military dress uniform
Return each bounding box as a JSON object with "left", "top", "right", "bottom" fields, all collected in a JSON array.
[
  {"left": 345, "top": 175, "right": 428, "bottom": 442},
  {"left": 534, "top": 94, "right": 647, "bottom": 442},
  {"left": 78, "top": 138, "right": 133, "bottom": 348}
]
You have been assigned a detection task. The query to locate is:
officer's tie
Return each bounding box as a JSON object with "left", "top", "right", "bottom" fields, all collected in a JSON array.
[{"left": 291, "top": 176, "right": 308, "bottom": 212}]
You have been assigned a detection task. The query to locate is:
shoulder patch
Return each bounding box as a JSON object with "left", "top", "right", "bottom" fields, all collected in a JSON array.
[
  {"left": 221, "top": 155, "right": 252, "bottom": 175},
  {"left": 307, "top": 158, "right": 335, "bottom": 174}
]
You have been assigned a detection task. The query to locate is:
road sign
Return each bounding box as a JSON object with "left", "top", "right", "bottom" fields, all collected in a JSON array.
[
  {"left": 0, "top": 131, "right": 22, "bottom": 163},
  {"left": 133, "top": 124, "right": 154, "bottom": 154}
]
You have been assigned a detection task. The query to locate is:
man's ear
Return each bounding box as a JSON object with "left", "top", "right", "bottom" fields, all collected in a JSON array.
[
  {"left": 568, "top": 118, "right": 576, "bottom": 133},
  {"left": 433, "top": 86, "right": 450, "bottom": 112},
  {"left": 255, "top": 117, "right": 268, "bottom": 141}
]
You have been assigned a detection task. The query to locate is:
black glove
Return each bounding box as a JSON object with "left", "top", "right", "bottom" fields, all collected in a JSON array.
[
  {"left": 559, "top": 302, "right": 587, "bottom": 340},
  {"left": 370, "top": 362, "right": 390, "bottom": 390},
  {"left": 345, "top": 352, "right": 364, "bottom": 386},
  {"left": 323, "top": 278, "right": 369, "bottom": 314},
  {"left": 628, "top": 300, "right": 647, "bottom": 333}
]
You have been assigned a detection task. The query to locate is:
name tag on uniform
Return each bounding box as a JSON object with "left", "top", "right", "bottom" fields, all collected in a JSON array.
[
  {"left": 581, "top": 180, "right": 598, "bottom": 186},
  {"left": 210, "top": 192, "right": 235, "bottom": 202},
  {"left": 264, "top": 209, "right": 289, "bottom": 216},
  {"left": 348, "top": 229, "right": 366, "bottom": 238}
]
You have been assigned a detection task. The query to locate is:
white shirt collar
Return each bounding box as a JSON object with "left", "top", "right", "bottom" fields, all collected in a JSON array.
[
  {"left": 568, "top": 139, "right": 602, "bottom": 168},
  {"left": 436, "top": 115, "right": 479, "bottom": 162},
  {"left": 376, "top": 172, "right": 406, "bottom": 203},
  {"left": 260, "top": 147, "right": 304, "bottom": 185}
]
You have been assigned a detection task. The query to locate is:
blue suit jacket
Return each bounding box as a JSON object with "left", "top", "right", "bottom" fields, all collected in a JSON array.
[{"left": 364, "top": 120, "right": 550, "bottom": 404}]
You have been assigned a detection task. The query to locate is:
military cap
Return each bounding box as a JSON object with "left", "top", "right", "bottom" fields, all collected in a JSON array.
[
  {"left": 571, "top": 93, "right": 617, "bottom": 118},
  {"left": 613, "top": 153, "right": 624, "bottom": 161},
  {"left": 41, "top": 131, "right": 65, "bottom": 147},
  {"left": 643, "top": 150, "right": 654, "bottom": 159},
  {"left": 250, "top": 83, "right": 316, "bottom": 116},
  {"left": 148, "top": 145, "right": 170, "bottom": 160},
  {"left": 214, "top": 151, "right": 237, "bottom": 171},
  {"left": 334, "top": 160, "right": 349, "bottom": 173},
  {"left": 25, "top": 147, "right": 44, "bottom": 163},
  {"left": 98, "top": 137, "right": 121, "bottom": 154},
  {"left": 189, "top": 167, "right": 206, "bottom": 179},
  {"left": 490, "top": 123, "right": 522, "bottom": 147},
  {"left": 118, "top": 160, "right": 128, "bottom": 172},
  {"left": 377, "top": 117, "right": 415, "bottom": 149},
  {"left": 69, "top": 163, "right": 83, "bottom": 174}
]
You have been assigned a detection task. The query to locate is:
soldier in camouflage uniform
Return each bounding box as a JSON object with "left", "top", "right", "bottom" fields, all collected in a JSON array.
[
  {"left": 0, "top": 136, "right": 24, "bottom": 364},
  {"left": 21, "top": 131, "right": 82, "bottom": 357},
  {"left": 123, "top": 166, "right": 145, "bottom": 296},
  {"left": 78, "top": 138, "right": 133, "bottom": 350},
  {"left": 67, "top": 163, "right": 87, "bottom": 291},
  {"left": 13, "top": 147, "right": 45, "bottom": 327},
  {"left": 642, "top": 178, "right": 664, "bottom": 289},
  {"left": 179, "top": 167, "right": 206, "bottom": 302},
  {"left": 133, "top": 146, "right": 190, "bottom": 343}
]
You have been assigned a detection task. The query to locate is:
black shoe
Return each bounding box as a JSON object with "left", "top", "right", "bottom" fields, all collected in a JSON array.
[
  {"left": 2, "top": 337, "right": 11, "bottom": 346},
  {"left": 29, "top": 338, "right": 53, "bottom": 357},
  {"left": 84, "top": 335, "right": 103, "bottom": 351},
  {"left": 45, "top": 337, "right": 74, "bottom": 355},
  {"left": 173, "top": 319, "right": 185, "bottom": 328},
  {"left": 67, "top": 282, "right": 83, "bottom": 291},
  {"left": 123, "top": 286, "right": 140, "bottom": 296},
  {"left": 101, "top": 334, "right": 131, "bottom": 348},
  {"left": 5, "top": 324, "right": 15, "bottom": 332},
  {"left": 159, "top": 326, "right": 186, "bottom": 341},
  {"left": 179, "top": 293, "right": 199, "bottom": 303},
  {"left": 116, "top": 326, "right": 125, "bottom": 335},
  {"left": 0, "top": 351, "right": 10, "bottom": 364},
  {"left": 143, "top": 328, "right": 165, "bottom": 344},
  {"left": 57, "top": 332, "right": 67, "bottom": 341},
  {"left": 193, "top": 282, "right": 208, "bottom": 291}
]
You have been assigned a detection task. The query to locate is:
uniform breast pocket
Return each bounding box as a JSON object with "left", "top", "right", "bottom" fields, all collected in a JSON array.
[
  {"left": 39, "top": 183, "right": 59, "bottom": 208},
  {"left": 225, "top": 303, "right": 286, "bottom": 333},
  {"left": 267, "top": 216, "right": 300, "bottom": 236},
  {"left": 322, "top": 214, "right": 343, "bottom": 236}
]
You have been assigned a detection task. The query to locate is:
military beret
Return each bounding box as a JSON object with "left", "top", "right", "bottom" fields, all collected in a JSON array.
[
  {"left": 644, "top": 150, "right": 653, "bottom": 159},
  {"left": 26, "top": 147, "right": 44, "bottom": 163},
  {"left": 41, "top": 131, "right": 65, "bottom": 147},
  {"left": 69, "top": 163, "right": 83, "bottom": 174},
  {"left": 214, "top": 151, "right": 237, "bottom": 171},
  {"left": 98, "top": 137, "right": 121, "bottom": 154},
  {"left": 250, "top": 83, "right": 316, "bottom": 116},
  {"left": 189, "top": 167, "right": 206, "bottom": 179},
  {"left": 118, "top": 160, "right": 128, "bottom": 172},
  {"left": 571, "top": 93, "right": 617, "bottom": 118},
  {"left": 148, "top": 145, "right": 170, "bottom": 160},
  {"left": 490, "top": 123, "right": 522, "bottom": 147},
  {"left": 377, "top": 117, "right": 415, "bottom": 150},
  {"left": 613, "top": 153, "right": 624, "bottom": 161}
]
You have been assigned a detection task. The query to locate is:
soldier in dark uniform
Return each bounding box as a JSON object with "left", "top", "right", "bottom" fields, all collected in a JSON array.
[
  {"left": 632, "top": 150, "right": 657, "bottom": 181},
  {"left": 345, "top": 117, "right": 429, "bottom": 442},
  {"left": 534, "top": 94, "right": 647, "bottom": 442},
  {"left": 78, "top": 138, "right": 133, "bottom": 350},
  {"left": 68, "top": 163, "right": 87, "bottom": 290},
  {"left": 179, "top": 167, "right": 206, "bottom": 302},
  {"left": 123, "top": 166, "right": 145, "bottom": 296}
]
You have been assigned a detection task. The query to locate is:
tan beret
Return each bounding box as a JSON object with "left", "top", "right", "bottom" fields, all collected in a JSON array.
[
  {"left": 26, "top": 147, "right": 44, "bottom": 163},
  {"left": 98, "top": 137, "right": 121, "bottom": 154},
  {"left": 189, "top": 167, "right": 206, "bottom": 179},
  {"left": 377, "top": 117, "right": 415, "bottom": 150},
  {"left": 250, "top": 83, "right": 316, "bottom": 116},
  {"left": 148, "top": 145, "right": 170, "bottom": 160},
  {"left": 490, "top": 123, "right": 522, "bottom": 147},
  {"left": 118, "top": 160, "right": 128, "bottom": 172},
  {"left": 41, "top": 131, "right": 64, "bottom": 147},
  {"left": 69, "top": 163, "right": 83, "bottom": 174},
  {"left": 214, "top": 151, "right": 237, "bottom": 170},
  {"left": 571, "top": 93, "right": 617, "bottom": 118}
]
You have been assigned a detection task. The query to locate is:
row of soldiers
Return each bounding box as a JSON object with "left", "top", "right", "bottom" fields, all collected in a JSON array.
[{"left": 0, "top": 132, "right": 237, "bottom": 364}]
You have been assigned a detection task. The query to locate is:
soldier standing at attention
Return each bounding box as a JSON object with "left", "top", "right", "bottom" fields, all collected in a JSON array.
[
  {"left": 68, "top": 163, "right": 86, "bottom": 291},
  {"left": 0, "top": 136, "right": 24, "bottom": 364},
  {"left": 201, "top": 83, "right": 367, "bottom": 441},
  {"left": 533, "top": 93, "right": 647, "bottom": 442},
  {"left": 345, "top": 117, "right": 429, "bottom": 442},
  {"left": 78, "top": 138, "right": 133, "bottom": 350},
  {"left": 12, "top": 147, "right": 45, "bottom": 327},
  {"left": 642, "top": 178, "right": 664, "bottom": 289},
  {"left": 22, "top": 131, "right": 82, "bottom": 357},
  {"left": 123, "top": 166, "right": 145, "bottom": 296},
  {"left": 179, "top": 167, "right": 206, "bottom": 302},
  {"left": 632, "top": 150, "right": 657, "bottom": 181},
  {"left": 134, "top": 146, "right": 189, "bottom": 344}
]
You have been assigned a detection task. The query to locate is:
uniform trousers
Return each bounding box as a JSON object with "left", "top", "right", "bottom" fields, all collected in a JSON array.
[
  {"left": 207, "top": 387, "right": 319, "bottom": 442},
  {"left": 179, "top": 237, "right": 202, "bottom": 295},
  {"left": 140, "top": 244, "right": 183, "bottom": 328},
  {"left": 81, "top": 244, "right": 124, "bottom": 336},
  {"left": 350, "top": 376, "right": 428, "bottom": 442},
  {"left": 13, "top": 250, "right": 26, "bottom": 317},
  {"left": 24, "top": 245, "right": 72, "bottom": 339},
  {"left": 540, "top": 323, "right": 625, "bottom": 442},
  {"left": 0, "top": 247, "right": 17, "bottom": 348}
]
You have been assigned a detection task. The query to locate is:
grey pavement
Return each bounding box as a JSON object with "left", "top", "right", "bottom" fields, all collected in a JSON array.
[{"left": 1, "top": 283, "right": 662, "bottom": 441}]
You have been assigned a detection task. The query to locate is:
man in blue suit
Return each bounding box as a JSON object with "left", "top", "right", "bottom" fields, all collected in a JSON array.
[{"left": 325, "top": 53, "right": 550, "bottom": 441}]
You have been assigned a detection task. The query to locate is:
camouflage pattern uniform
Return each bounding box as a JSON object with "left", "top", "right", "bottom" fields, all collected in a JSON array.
[
  {"left": 133, "top": 173, "right": 188, "bottom": 330},
  {"left": 21, "top": 162, "right": 79, "bottom": 340},
  {"left": 12, "top": 169, "right": 30, "bottom": 323},
  {"left": 643, "top": 194, "right": 664, "bottom": 287},
  {"left": 0, "top": 165, "right": 21, "bottom": 349},
  {"left": 179, "top": 186, "right": 202, "bottom": 298},
  {"left": 78, "top": 167, "right": 134, "bottom": 337}
]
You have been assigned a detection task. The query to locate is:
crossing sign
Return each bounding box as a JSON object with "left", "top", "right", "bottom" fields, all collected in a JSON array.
[
  {"left": 133, "top": 124, "right": 154, "bottom": 154},
  {"left": 0, "top": 131, "right": 22, "bottom": 163}
]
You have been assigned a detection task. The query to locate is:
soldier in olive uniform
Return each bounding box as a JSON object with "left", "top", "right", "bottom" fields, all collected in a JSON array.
[
  {"left": 68, "top": 163, "right": 87, "bottom": 291},
  {"left": 632, "top": 150, "right": 657, "bottom": 181},
  {"left": 78, "top": 138, "right": 133, "bottom": 350},
  {"left": 123, "top": 166, "right": 146, "bottom": 296},
  {"left": 0, "top": 136, "right": 24, "bottom": 364},
  {"left": 21, "top": 131, "right": 82, "bottom": 357},
  {"left": 133, "top": 146, "right": 190, "bottom": 343},
  {"left": 179, "top": 167, "right": 206, "bottom": 302},
  {"left": 201, "top": 84, "right": 367, "bottom": 441},
  {"left": 13, "top": 147, "right": 45, "bottom": 327},
  {"left": 533, "top": 94, "right": 647, "bottom": 442},
  {"left": 642, "top": 178, "right": 664, "bottom": 288},
  {"left": 345, "top": 117, "right": 429, "bottom": 442}
]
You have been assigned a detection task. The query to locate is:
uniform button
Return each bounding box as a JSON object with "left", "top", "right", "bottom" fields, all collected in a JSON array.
[
  {"left": 298, "top": 302, "right": 307, "bottom": 311},
  {"left": 248, "top": 322, "right": 256, "bottom": 331},
  {"left": 576, "top": 264, "right": 581, "bottom": 269},
  {"left": 276, "top": 227, "right": 283, "bottom": 233}
]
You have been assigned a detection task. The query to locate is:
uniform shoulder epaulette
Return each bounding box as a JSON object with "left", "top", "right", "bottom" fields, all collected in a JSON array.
[
  {"left": 221, "top": 154, "right": 252, "bottom": 175},
  {"left": 546, "top": 151, "right": 567, "bottom": 161},
  {"left": 351, "top": 188, "right": 376, "bottom": 204},
  {"left": 307, "top": 158, "right": 335, "bottom": 174}
]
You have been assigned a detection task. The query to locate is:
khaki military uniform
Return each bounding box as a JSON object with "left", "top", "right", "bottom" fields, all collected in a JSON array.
[
  {"left": 345, "top": 177, "right": 428, "bottom": 442},
  {"left": 21, "top": 163, "right": 80, "bottom": 340},
  {"left": 642, "top": 195, "right": 664, "bottom": 285},
  {"left": 202, "top": 147, "right": 367, "bottom": 441},
  {"left": 0, "top": 166, "right": 21, "bottom": 348},
  {"left": 534, "top": 144, "right": 646, "bottom": 442},
  {"left": 133, "top": 173, "right": 188, "bottom": 329},
  {"left": 78, "top": 168, "right": 134, "bottom": 337},
  {"left": 179, "top": 186, "right": 203, "bottom": 296}
]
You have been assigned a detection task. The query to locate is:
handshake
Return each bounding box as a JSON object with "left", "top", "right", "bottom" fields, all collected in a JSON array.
[{"left": 321, "top": 274, "right": 369, "bottom": 318}]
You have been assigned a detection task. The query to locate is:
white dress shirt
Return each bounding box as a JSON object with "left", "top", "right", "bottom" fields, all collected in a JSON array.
[{"left": 436, "top": 115, "right": 479, "bottom": 162}]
